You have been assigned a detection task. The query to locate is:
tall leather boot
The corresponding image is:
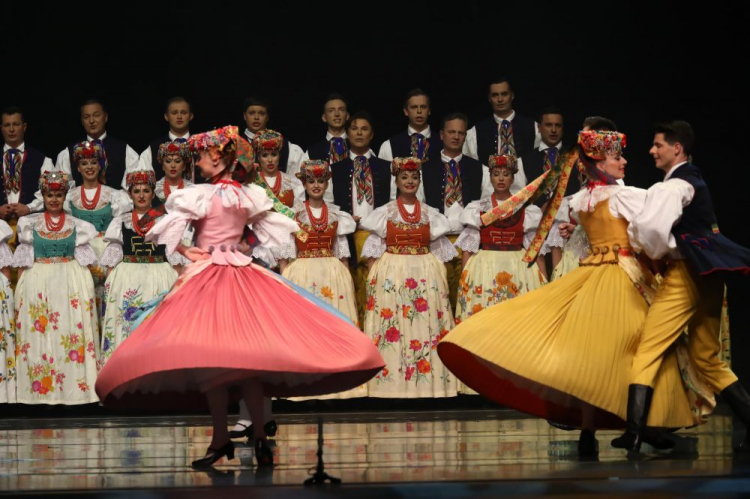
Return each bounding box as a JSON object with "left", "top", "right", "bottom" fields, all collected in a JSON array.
[
  {"left": 611, "top": 384, "right": 654, "bottom": 453},
  {"left": 720, "top": 381, "right": 750, "bottom": 452}
]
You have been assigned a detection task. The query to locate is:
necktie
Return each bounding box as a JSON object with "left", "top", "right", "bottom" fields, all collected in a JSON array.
[
  {"left": 4, "top": 148, "right": 22, "bottom": 193},
  {"left": 352, "top": 156, "right": 373, "bottom": 204},
  {"left": 411, "top": 133, "right": 427, "bottom": 159},
  {"left": 92, "top": 138, "right": 109, "bottom": 184},
  {"left": 173, "top": 138, "right": 188, "bottom": 144},
  {"left": 330, "top": 137, "right": 346, "bottom": 164},
  {"left": 543, "top": 146, "right": 558, "bottom": 172},
  {"left": 444, "top": 159, "right": 463, "bottom": 207},
  {"left": 500, "top": 120, "right": 516, "bottom": 157}
]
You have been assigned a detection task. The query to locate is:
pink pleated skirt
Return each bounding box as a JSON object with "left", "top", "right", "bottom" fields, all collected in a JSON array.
[{"left": 95, "top": 262, "right": 384, "bottom": 405}]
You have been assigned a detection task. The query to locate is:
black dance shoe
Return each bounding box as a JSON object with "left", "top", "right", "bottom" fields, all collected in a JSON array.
[
  {"left": 255, "top": 438, "right": 274, "bottom": 467},
  {"left": 230, "top": 420, "right": 278, "bottom": 440},
  {"left": 191, "top": 441, "right": 235, "bottom": 469},
  {"left": 642, "top": 428, "right": 675, "bottom": 450}
]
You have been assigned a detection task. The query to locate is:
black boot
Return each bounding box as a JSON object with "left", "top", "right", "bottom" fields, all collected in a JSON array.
[
  {"left": 611, "top": 384, "right": 654, "bottom": 453},
  {"left": 720, "top": 381, "right": 750, "bottom": 452},
  {"left": 578, "top": 429, "right": 599, "bottom": 459}
]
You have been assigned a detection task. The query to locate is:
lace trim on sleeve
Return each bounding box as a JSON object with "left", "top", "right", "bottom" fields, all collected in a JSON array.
[
  {"left": 454, "top": 227, "right": 480, "bottom": 253},
  {"left": 99, "top": 244, "right": 124, "bottom": 268},
  {"left": 360, "top": 233, "right": 387, "bottom": 259},
  {"left": 74, "top": 244, "right": 98, "bottom": 266},
  {"left": 430, "top": 236, "right": 459, "bottom": 262}
]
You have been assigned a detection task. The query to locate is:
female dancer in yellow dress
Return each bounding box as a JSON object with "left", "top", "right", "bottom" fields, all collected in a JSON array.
[{"left": 438, "top": 130, "right": 713, "bottom": 455}]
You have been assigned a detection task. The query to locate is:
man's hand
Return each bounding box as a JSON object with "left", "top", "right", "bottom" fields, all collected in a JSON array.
[
  {"left": 10, "top": 204, "right": 31, "bottom": 218},
  {"left": 0, "top": 204, "right": 13, "bottom": 220}
]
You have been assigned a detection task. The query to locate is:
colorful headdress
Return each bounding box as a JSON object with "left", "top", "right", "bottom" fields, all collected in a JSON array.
[
  {"left": 252, "top": 129, "right": 284, "bottom": 154},
  {"left": 188, "top": 126, "right": 254, "bottom": 173},
  {"left": 577, "top": 130, "right": 627, "bottom": 160},
  {"left": 157, "top": 141, "right": 191, "bottom": 163},
  {"left": 39, "top": 170, "right": 69, "bottom": 194},
  {"left": 296, "top": 160, "right": 331, "bottom": 182},
  {"left": 72, "top": 141, "right": 105, "bottom": 163},
  {"left": 126, "top": 167, "right": 157, "bottom": 189},
  {"left": 488, "top": 154, "right": 518, "bottom": 174},
  {"left": 391, "top": 157, "right": 422, "bottom": 176}
]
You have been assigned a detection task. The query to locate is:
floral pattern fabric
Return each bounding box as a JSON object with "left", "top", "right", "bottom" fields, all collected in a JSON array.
[
  {"left": 0, "top": 278, "right": 16, "bottom": 403},
  {"left": 364, "top": 253, "right": 456, "bottom": 398}
]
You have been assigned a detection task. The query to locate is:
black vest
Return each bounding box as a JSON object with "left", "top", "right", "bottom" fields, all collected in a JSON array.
[
  {"left": 122, "top": 224, "right": 167, "bottom": 258},
  {"left": 12, "top": 147, "right": 46, "bottom": 205},
  {"left": 386, "top": 129, "right": 442, "bottom": 162},
  {"left": 669, "top": 163, "right": 750, "bottom": 275},
  {"left": 331, "top": 156, "right": 391, "bottom": 215},
  {"left": 307, "top": 137, "right": 349, "bottom": 163},
  {"left": 68, "top": 135, "right": 129, "bottom": 188},
  {"left": 422, "top": 155, "right": 483, "bottom": 214},
  {"left": 519, "top": 145, "right": 580, "bottom": 205},
  {"left": 475, "top": 114, "right": 536, "bottom": 164}
]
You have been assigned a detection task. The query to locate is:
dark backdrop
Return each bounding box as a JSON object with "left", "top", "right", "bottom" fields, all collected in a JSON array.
[{"left": 3, "top": 1, "right": 749, "bottom": 378}]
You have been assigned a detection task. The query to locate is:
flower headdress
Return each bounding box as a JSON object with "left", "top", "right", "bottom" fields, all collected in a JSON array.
[
  {"left": 72, "top": 141, "right": 105, "bottom": 163},
  {"left": 577, "top": 130, "right": 627, "bottom": 160},
  {"left": 252, "top": 129, "right": 284, "bottom": 155},
  {"left": 39, "top": 170, "right": 70, "bottom": 194},
  {"left": 125, "top": 167, "right": 157, "bottom": 190},
  {"left": 391, "top": 157, "right": 422, "bottom": 176},
  {"left": 296, "top": 160, "right": 331, "bottom": 182},
  {"left": 488, "top": 154, "right": 518, "bottom": 174},
  {"left": 188, "top": 126, "right": 254, "bottom": 173}
]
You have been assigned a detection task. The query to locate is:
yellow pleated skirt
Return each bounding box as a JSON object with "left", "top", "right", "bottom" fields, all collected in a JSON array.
[{"left": 438, "top": 263, "right": 699, "bottom": 429}]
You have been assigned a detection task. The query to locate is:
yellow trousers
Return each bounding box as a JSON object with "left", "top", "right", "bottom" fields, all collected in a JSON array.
[
  {"left": 351, "top": 230, "right": 371, "bottom": 328},
  {"left": 445, "top": 235, "right": 462, "bottom": 315},
  {"left": 631, "top": 260, "right": 737, "bottom": 393},
  {"left": 7, "top": 218, "right": 18, "bottom": 288}
]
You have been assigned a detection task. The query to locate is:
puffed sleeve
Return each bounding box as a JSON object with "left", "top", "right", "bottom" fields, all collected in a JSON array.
[
  {"left": 359, "top": 205, "right": 389, "bottom": 238},
  {"left": 332, "top": 209, "right": 356, "bottom": 259},
  {"left": 360, "top": 233, "right": 386, "bottom": 259},
  {"left": 249, "top": 211, "right": 300, "bottom": 252},
  {"left": 628, "top": 180, "right": 694, "bottom": 259},
  {"left": 454, "top": 226, "right": 480, "bottom": 253},
  {"left": 109, "top": 188, "right": 134, "bottom": 217},
  {"left": 430, "top": 236, "right": 459, "bottom": 262},
  {"left": 73, "top": 218, "right": 99, "bottom": 266},
  {"left": 0, "top": 220, "right": 14, "bottom": 268},
  {"left": 426, "top": 205, "right": 451, "bottom": 240},
  {"left": 166, "top": 249, "right": 191, "bottom": 267},
  {"left": 444, "top": 202, "right": 465, "bottom": 234},
  {"left": 146, "top": 186, "right": 211, "bottom": 253},
  {"left": 608, "top": 186, "right": 648, "bottom": 223},
  {"left": 12, "top": 215, "right": 38, "bottom": 268},
  {"left": 523, "top": 205, "right": 543, "bottom": 250},
  {"left": 458, "top": 200, "right": 483, "bottom": 230},
  {"left": 99, "top": 216, "right": 124, "bottom": 268}
]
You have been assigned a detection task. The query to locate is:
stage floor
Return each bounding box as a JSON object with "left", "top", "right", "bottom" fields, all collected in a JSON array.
[{"left": 2, "top": 407, "right": 750, "bottom": 498}]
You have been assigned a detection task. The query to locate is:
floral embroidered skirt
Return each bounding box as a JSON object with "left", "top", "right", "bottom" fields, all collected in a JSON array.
[
  {"left": 438, "top": 263, "right": 704, "bottom": 429},
  {"left": 100, "top": 262, "right": 178, "bottom": 366},
  {"left": 283, "top": 256, "right": 366, "bottom": 399},
  {"left": 13, "top": 261, "right": 99, "bottom": 405},
  {"left": 0, "top": 275, "right": 16, "bottom": 403},
  {"left": 364, "top": 252, "right": 456, "bottom": 398},
  {"left": 89, "top": 234, "right": 108, "bottom": 319}
]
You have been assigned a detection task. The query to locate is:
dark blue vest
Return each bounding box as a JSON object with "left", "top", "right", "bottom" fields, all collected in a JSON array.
[
  {"left": 20, "top": 147, "right": 47, "bottom": 205},
  {"left": 475, "top": 114, "right": 536, "bottom": 165},
  {"left": 669, "top": 163, "right": 750, "bottom": 275},
  {"left": 519, "top": 145, "right": 580, "bottom": 206},
  {"left": 422, "top": 154, "right": 483, "bottom": 214},
  {"left": 68, "top": 135, "right": 129, "bottom": 188},
  {"left": 307, "top": 137, "right": 349, "bottom": 163},
  {"left": 386, "top": 129, "right": 442, "bottom": 162},
  {"left": 331, "top": 156, "right": 391, "bottom": 215}
]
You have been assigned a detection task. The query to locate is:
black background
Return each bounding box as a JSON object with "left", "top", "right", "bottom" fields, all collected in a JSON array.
[{"left": 3, "top": 1, "right": 749, "bottom": 378}]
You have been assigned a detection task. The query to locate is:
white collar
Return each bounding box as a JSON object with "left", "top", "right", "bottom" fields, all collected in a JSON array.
[
  {"left": 3, "top": 142, "right": 25, "bottom": 153},
  {"left": 349, "top": 150, "right": 373, "bottom": 160},
  {"left": 492, "top": 111, "right": 516, "bottom": 124},
  {"left": 408, "top": 125, "right": 431, "bottom": 138},
  {"left": 326, "top": 131, "right": 347, "bottom": 141},
  {"left": 244, "top": 129, "right": 255, "bottom": 140},
  {"left": 664, "top": 161, "right": 689, "bottom": 181},
  {"left": 440, "top": 150, "right": 463, "bottom": 163},
  {"left": 539, "top": 141, "right": 562, "bottom": 152},
  {"left": 169, "top": 131, "right": 190, "bottom": 141},
  {"left": 87, "top": 131, "right": 108, "bottom": 141}
]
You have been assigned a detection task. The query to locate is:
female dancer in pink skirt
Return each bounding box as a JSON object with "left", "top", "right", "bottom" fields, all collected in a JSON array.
[{"left": 95, "top": 126, "right": 384, "bottom": 468}]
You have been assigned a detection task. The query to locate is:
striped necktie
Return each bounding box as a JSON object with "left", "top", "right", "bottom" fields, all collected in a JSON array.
[
  {"left": 444, "top": 159, "right": 463, "bottom": 207},
  {"left": 499, "top": 120, "right": 516, "bottom": 157},
  {"left": 353, "top": 156, "right": 373, "bottom": 204}
]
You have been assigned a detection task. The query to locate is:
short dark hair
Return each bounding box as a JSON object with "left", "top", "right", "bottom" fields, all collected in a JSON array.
[
  {"left": 80, "top": 98, "right": 107, "bottom": 115},
  {"left": 323, "top": 93, "right": 348, "bottom": 112},
  {"left": 403, "top": 88, "right": 430, "bottom": 109},
  {"left": 346, "top": 110, "right": 374, "bottom": 131},
  {"left": 538, "top": 106, "right": 563, "bottom": 124},
  {"left": 1, "top": 106, "right": 25, "bottom": 122},
  {"left": 242, "top": 97, "right": 271, "bottom": 114},
  {"left": 582, "top": 116, "right": 617, "bottom": 131},
  {"left": 654, "top": 120, "right": 695, "bottom": 156},
  {"left": 441, "top": 112, "right": 469, "bottom": 130},
  {"left": 488, "top": 75, "right": 513, "bottom": 93},
  {"left": 165, "top": 96, "right": 191, "bottom": 113}
]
